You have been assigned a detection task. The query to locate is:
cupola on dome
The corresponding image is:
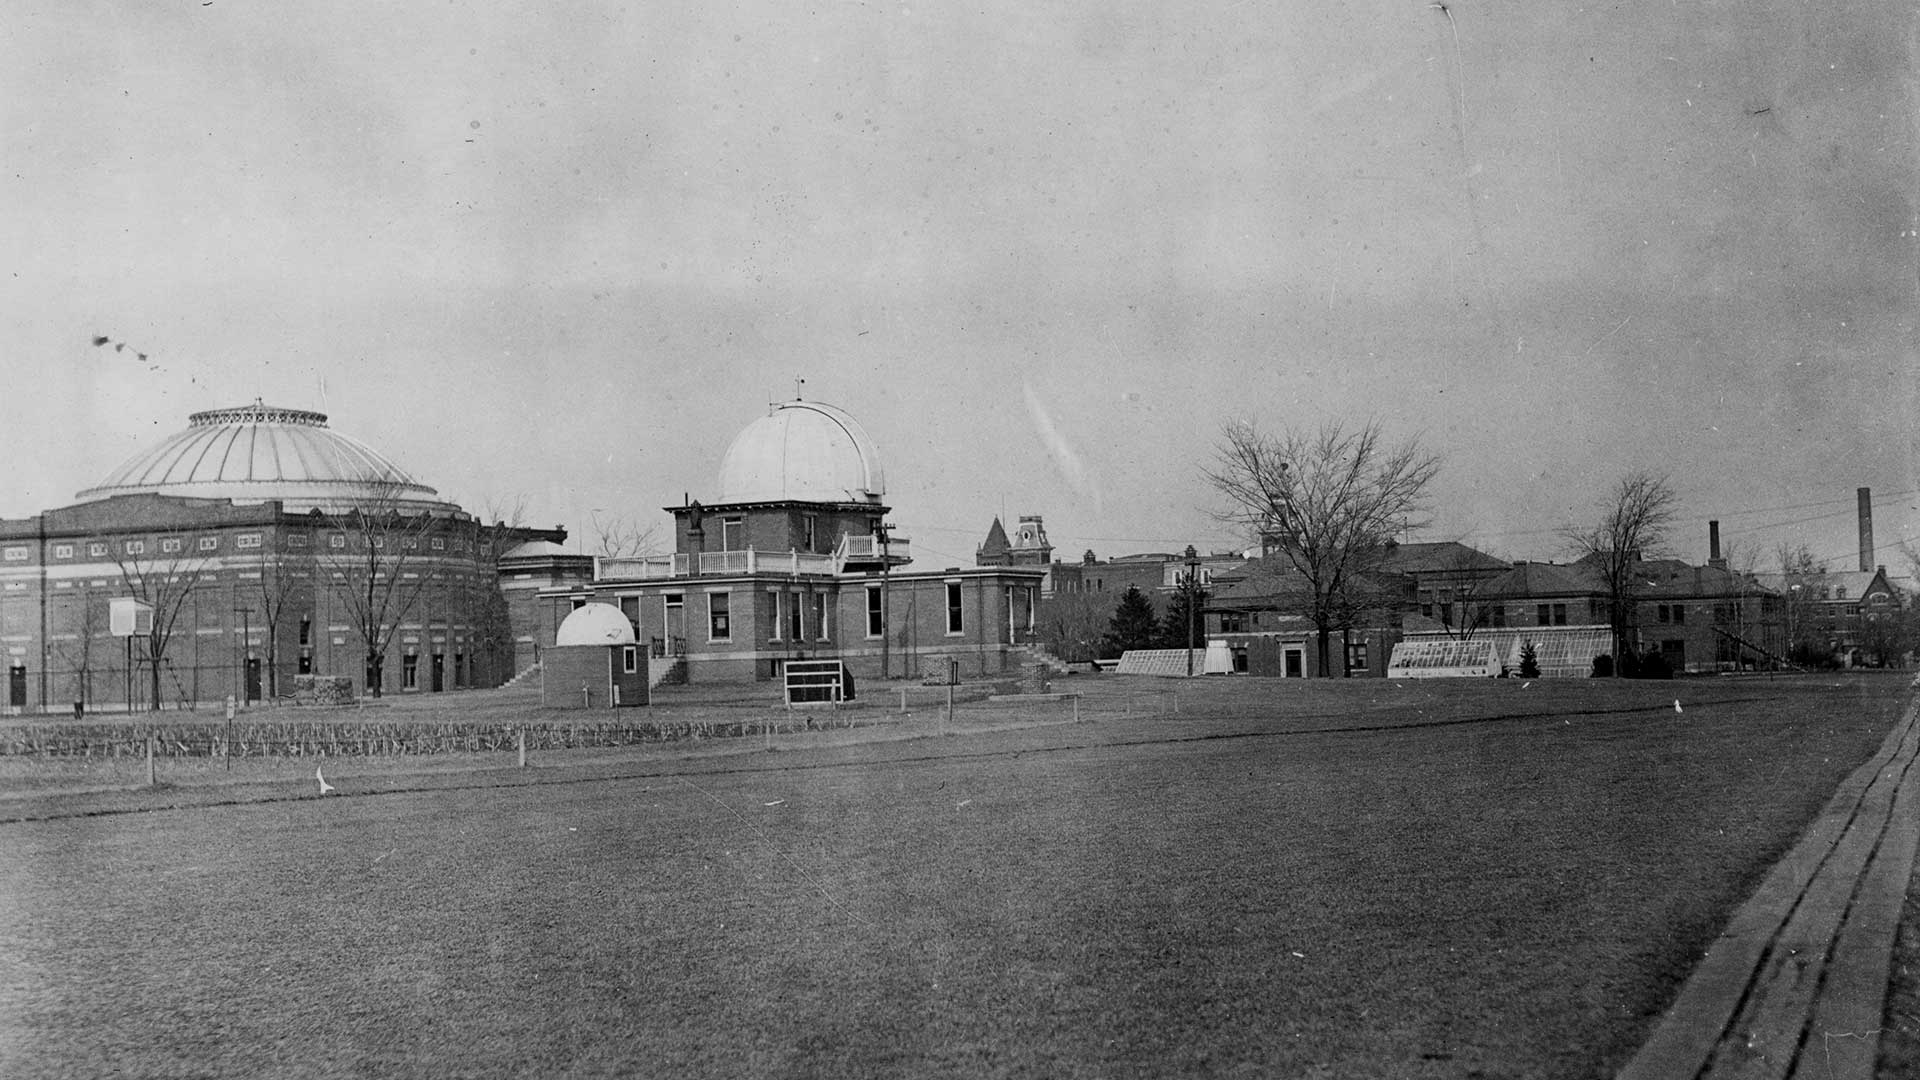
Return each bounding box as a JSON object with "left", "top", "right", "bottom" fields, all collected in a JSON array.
[
  {"left": 76, "top": 402, "right": 452, "bottom": 513},
  {"left": 714, "top": 399, "right": 885, "bottom": 504}
]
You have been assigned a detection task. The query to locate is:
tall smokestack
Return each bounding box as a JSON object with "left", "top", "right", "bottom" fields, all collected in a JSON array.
[
  {"left": 1708, "top": 521, "right": 1724, "bottom": 568},
  {"left": 1858, "top": 487, "right": 1874, "bottom": 572}
]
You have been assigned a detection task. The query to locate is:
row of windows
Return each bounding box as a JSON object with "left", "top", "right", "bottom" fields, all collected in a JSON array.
[
  {"left": 0, "top": 532, "right": 477, "bottom": 564},
  {"left": 583, "top": 583, "right": 974, "bottom": 645}
]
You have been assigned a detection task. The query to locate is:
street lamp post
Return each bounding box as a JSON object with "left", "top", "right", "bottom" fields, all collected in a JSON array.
[{"left": 1184, "top": 545, "right": 1201, "bottom": 677}]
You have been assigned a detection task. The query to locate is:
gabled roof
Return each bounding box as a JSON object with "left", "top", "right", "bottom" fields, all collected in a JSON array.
[
  {"left": 1377, "top": 541, "right": 1509, "bottom": 575},
  {"left": 1204, "top": 556, "right": 1413, "bottom": 612},
  {"left": 1480, "top": 561, "right": 1604, "bottom": 599}
]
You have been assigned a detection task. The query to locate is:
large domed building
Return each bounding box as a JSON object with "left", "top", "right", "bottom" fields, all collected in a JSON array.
[
  {"left": 0, "top": 403, "right": 563, "bottom": 713},
  {"left": 546, "top": 397, "right": 1046, "bottom": 687},
  {"left": 75, "top": 404, "right": 455, "bottom": 513}
]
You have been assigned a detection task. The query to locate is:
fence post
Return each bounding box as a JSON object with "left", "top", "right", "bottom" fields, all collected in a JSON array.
[
  {"left": 899, "top": 688, "right": 907, "bottom": 715},
  {"left": 146, "top": 733, "right": 156, "bottom": 787},
  {"left": 517, "top": 727, "right": 527, "bottom": 768},
  {"left": 944, "top": 683, "right": 953, "bottom": 736}
]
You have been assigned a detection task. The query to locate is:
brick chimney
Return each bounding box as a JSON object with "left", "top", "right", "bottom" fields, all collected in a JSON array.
[
  {"left": 1708, "top": 520, "right": 1725, "bottom": 569},
  {"left": 1859, "top": 487, "right": 1874, "bottom": 573}
]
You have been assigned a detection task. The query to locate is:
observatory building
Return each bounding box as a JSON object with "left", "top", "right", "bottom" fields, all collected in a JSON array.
[
  {"left": 550, "top": 398, "right": 1047, "bottom": 687},
  {"left": 0, "top": 403, "right": 561, "bottom": 712}
]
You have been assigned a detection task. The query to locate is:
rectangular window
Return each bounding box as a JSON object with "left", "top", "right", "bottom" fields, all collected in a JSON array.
[
  {"left": 1220, "top": 612, "right": 1247, "bottom": 633},
  {"left": 946, "top": 582, "right": 964, "bottom": 634},
  {"left": 89, "top": 542, "right": 107, "bottom": 557},
  {"left": 125, "top": 540, "right": 145, "bottom": 555},
  {"left": 432, "top": 537, "right": 446, "bottom": 550},
  {"left": 720, "top": 516, "right": 744, "bottom": 552},
  {"left": 161, "top": 537, "right": 182, "bottom": 553},
  {"left": 299, "top": 617, "right": 312, "bottom": 646},
  {"left": 811, "top": 591, "right": 828, "bottom": 640},
  {"left": 288, "top": 534, "right": 309, "bottom": 549},
  {"left": 235, "top": 534, "right": 262, "bottom": 549},
  {"left": 298, "top": 654, "right": 313, "bottom": 675},
  {"left": 802, "top": 514, "right": 817, "bottom": 552},
  {"left": 622, "top": 646, "right": 638, "bottom": 674},
  {"left": 709, "top": 592, "right": 731, "bottom": 641},
  {"left": 330, "top": 534, "right": 346, "bottom": 549},
  {"left": 1489, "top": 605, "right": 1507, "bottom": 628},
  {"left": 1656, "top": 605, "right": 1669, "bottom": 624},
  {"left": 402, "top": 654, "right": 418, "bottom": 690},
  {"left": 768, "top": 592, "right": 782, "bottom": 641},
  {"left": 1347, "top": 642, "right": 1370, "bottom": 671},
  {"left": 1536, "top": 604, "right": 1550, "bottom": 626},
  {"left": 198, "top": 536, "right": 218, "bottom": 552},
  {"left": 1552, "top": 603, "right": 1568, "bottom": 626},
  {"left": 53, "top": 544, "right": 73, "bottom": 559},
  {"left": 619, "top": 596, "right": 641, "bottom": 635},
  {"left": 1672, "top": 605, "right": 1685, "bottom": 625},
  {"left": 866, "top": 585, "right": 884, "bottom": 638},
  {"left": 1, "top": 547, "right": 26, "bottom": 562},
  {"left": 786, "top": 591, "right": 802, "bottom": 641}
]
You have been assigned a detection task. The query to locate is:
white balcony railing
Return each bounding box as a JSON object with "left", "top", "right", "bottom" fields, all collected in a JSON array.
[
  {"left": 836, "top": 533, "right": 911, "bottom": 567},
  {"left": 595, "top": 549, "right": 838, "bottom": 579}
]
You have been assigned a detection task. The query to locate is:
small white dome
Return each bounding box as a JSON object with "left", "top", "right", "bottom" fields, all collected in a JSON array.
[
  {"left": 555, "top": 603, "right": 636, "bottom": 646},
  {"left": 715, "top": 400, "right": 885, "bottom": 504}
]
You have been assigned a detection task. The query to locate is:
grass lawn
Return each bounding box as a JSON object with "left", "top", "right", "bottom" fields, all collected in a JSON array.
[{"left": 0, "top": 674, "right": 1908, "bottom": 1078}]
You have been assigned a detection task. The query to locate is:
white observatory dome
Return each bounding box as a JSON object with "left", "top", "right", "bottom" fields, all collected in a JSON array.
[{"left": 714, "top": 399, "right": 885, "bottom": 504}]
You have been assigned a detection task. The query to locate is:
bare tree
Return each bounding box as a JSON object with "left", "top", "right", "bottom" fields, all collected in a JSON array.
[
  {"left": 1776, "top": 542, "right": 1830, "bottom": 666},
  {"left": 1563, "top": 471, "right": 1678, "bottom": 675},
  {"left": 590, "top": 511, "right": 660, "bottom": 558},
  {"left": 254, "top": 555, "right": 302, "bottom": 700},
  {"left": 1033, "top": 588, "right": 1110, "bottom": 665},
  {"left": 316, "top": 482, "right": 444, "bottom": 698},
  {"left": 1207, "top": 419, "right": 1441, "bottom": 677},
  {"left": 51, "top": 589, "right": 105, "bottom": 709},
  {"left": 112, "top": 538, "right": 213, "bottom": 710}
]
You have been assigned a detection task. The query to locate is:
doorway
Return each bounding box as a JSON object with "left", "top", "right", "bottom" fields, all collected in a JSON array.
[
  {"left": 244, "top": 658, "right": 261, "bottom": 703},
  {"left": 7, "top": 666, "right": 25, "bottom": 709},
  {"left": 1283, "top": 647, "right": 1305, "bottom": 678}
]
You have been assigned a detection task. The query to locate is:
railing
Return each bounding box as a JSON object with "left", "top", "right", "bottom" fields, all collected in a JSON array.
[
  {"left": 596, "top": 554, "right": 687, "bottom": 579},
  {"left": 836, "top": 533, "right": 911, "bottom": 567},
  {"left": 648, "top": 636, "right": 687, "bottom": 658},
  {"left": 698, "top": 550, "right": 837, "bottom": 575},
  {"left": 597, "top": 550, "right": 838, "bottom": 579}
]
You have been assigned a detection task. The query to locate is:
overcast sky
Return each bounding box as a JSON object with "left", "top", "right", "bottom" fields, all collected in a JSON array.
[{"left": 4, "top": 1, "right": 1914, "bottom": 573}]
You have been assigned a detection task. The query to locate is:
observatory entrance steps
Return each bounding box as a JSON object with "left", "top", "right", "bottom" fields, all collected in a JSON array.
[
  {"left": 1013, "top": 645, "right": 1074, "bottom": 675},
  {"left": 499, "top": 662, "right": 542, "bottom": 691},
  {"left": 648, "top": 657, "right": 687, "bottom": 690}
]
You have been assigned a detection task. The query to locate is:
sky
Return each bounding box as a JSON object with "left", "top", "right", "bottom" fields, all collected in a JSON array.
[{"left": 3, "top": 1, "right": 1916, "bottom": 575}]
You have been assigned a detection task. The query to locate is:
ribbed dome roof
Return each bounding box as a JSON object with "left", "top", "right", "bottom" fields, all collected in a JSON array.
[
  {"left": 77, "top": 403, "right": 451, "bottom": 513},
  {"left": 715, "top": 399, "right": 885, "bottom": 504}
]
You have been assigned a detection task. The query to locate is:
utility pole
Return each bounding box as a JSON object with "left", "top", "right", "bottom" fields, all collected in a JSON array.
[{"left": 877, "top": 520, "right": 892, "bottom": 680}]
